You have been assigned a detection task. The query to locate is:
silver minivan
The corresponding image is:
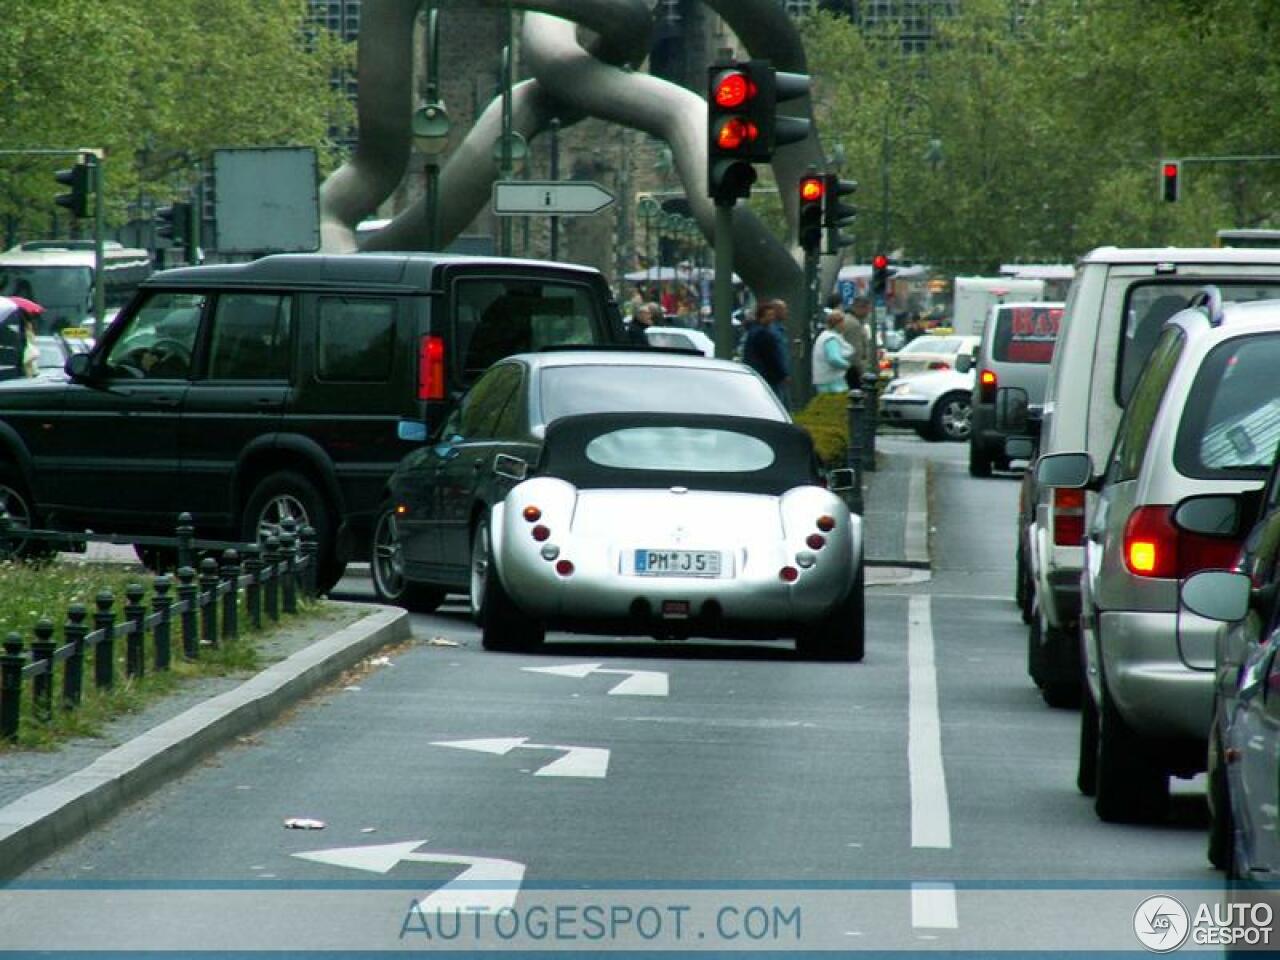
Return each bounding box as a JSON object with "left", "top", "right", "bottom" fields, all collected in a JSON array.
[
  {"left": 1020, "top": 247, "right": 1280, "bottom": 709},
  {"left": 968, "top": 301, "right": 1063, "bottom": 477},
  {"left": 1040, "top": 292, "right": 1280, "bottom": 823}
]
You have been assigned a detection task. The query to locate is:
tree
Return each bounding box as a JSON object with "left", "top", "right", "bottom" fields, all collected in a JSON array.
[{"left": 0, "top": 0, "right": 352, "bottom": 243}]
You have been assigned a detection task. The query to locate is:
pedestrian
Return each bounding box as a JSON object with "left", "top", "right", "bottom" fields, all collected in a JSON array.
[
  {"left": 743, "top": 298, "right": 791, "bottom": 407},
  {"left": 812, "top": 308, "right": 854, "bottom": 394},
  {"left": 841, "top": 295, "right": 873, "bottom": 388},
  {"left": 627, "top": 301, "right": 660, "bottom": 346},
  {"left": 903, "top": 314, "right": 925, "bottom": 344}
]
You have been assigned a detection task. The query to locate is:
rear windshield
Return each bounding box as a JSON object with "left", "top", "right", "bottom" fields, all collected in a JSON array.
[
  {"left": 1174, "top": 332, "right": 1280, "bottom": 480},
  {"left": 539, "top": 364, "right": 786, "bottom": 424},
  {"left": 901, "top": 335, "right": 964, "bottom": 354},
  {"left": 991, "top": 305, "right": 1061, "bottom": 364},
  {"left": 586, "top": 427, "right": 776, "bottom": 473},
  {"left": 1118, "top": 281, "right": 1280, "bottom": 403}
]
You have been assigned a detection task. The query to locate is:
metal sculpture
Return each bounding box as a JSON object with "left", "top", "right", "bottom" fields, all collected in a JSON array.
[{"left": 319, "top": 0, "right": 836, "bottom": 315}]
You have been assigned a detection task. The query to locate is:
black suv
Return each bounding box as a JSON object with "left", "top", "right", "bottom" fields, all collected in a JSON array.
[{"left": 0, "top": 252, "right": 623, "bottom": 588}]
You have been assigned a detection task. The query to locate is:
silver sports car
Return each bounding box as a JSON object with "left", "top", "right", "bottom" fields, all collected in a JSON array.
[
  {"left": 483, "top": 412, "right": 864, "bottom": 659},
  {"left": 372, "top": 350, "right": 864, "bottom": 660}
]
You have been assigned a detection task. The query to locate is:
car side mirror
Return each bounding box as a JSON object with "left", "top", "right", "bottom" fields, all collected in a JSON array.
[
  {"left": 65, "top": 352, "right": 93, "bottom": 382},
  {"left": 955, "top": 353, "right": 973, "bottom": 374},
  {"left": 1036, "top": 451, "right": 1095, "bottom": 489},
  {"left": 1172, "top": 494, "right": 1242, "bottom": 538},
  {"left": 994, "top": 386, "right": 1029, "bottom": 432},
  {"left": 1180, "top": 570, "right": 1251, "bottom": 622},
  {"left": 827, "top": 468, "right": 856, "bottom": 492},
  {"left": 493, "top": 453, "right": 529, "bottom": 482}
]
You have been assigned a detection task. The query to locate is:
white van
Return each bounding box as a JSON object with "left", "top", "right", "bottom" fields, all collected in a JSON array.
[
  {"left": 951, "top": 276, "right": 1046, "bottom": 337},
  {"left": 0, "top": 241, "right": 152, "bottom": 333},
  {"left": 1020, "top": 247, "right": 1280, "bottom": 708}
]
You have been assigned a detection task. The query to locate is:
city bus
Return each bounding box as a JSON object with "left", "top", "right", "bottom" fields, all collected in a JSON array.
[{"left": 0, "top": 241, "right": 153, "bottom": 333}]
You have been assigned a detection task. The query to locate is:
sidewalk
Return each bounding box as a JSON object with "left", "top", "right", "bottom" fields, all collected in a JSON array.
[{"left": 0, "top": 449, "right": 927, "bottom": 880}]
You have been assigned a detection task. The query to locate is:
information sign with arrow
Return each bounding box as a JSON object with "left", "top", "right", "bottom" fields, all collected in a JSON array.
[{"left": 492, "top": 180, "right": 616, "bottom": 217}]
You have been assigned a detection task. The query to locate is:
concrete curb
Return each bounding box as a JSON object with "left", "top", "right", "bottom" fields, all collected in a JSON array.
[{"left": 0, "top": 604, "right": 410, "bottom": 881}]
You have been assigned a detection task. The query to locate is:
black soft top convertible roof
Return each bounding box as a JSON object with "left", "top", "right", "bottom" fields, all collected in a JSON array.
[{"left": 540, "top": 412, "right": 819, "bottom": 495}]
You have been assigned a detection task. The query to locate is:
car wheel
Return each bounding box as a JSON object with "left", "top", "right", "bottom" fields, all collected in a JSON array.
[
  {"left": 1207, "top": 716, "right": 1235, "bottom": 873},
  {"left": 1077, "top": 687, "right": 1098, "bottom": 797},
  {"left": 932, "top": 392, "right": 972, "bottom": 443},
  {"left": 0, "top": 465, "right": 51, "bottom": 562},
  {"left": 1026, "top": 616, "right": 1046, "bottom": 686},
  {"left": 370, "top": 504, "right": 446, "bottom": 613},
  {"left": 1015, "top": 537, "right": 1033, "bottom": 624},
  {"left": 472, "top": 520, "right": 544, "bottom": 652},
  {"left": 242, "top": 470, "right": 343, "bottom": 593},
  {"left": 1094, "top": 680, "right": 1169, "bottom": 823},
  {"left": 914, "top": 425, "right": 940, "bottom": 442},
  {"left": 797, "top": 560, "right": 865, "bottom": 662},
  {"left": 968, "top": 441, "right": 993, "bottom": 477}
]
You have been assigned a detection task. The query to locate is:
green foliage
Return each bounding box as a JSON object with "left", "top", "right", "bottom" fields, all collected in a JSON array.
[
  {"left": 800, "top": 0, "right": 1280, "bottom": 268},
  {"left": 0, "top": 0, "right": 353, "bottom": 241},
  {"left": 794, "top": 391, "right": 849, "bottom": 466}
]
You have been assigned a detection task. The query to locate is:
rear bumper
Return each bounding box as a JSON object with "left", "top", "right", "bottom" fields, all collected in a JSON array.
[{"left": 1099, "top": 609, "right": 1213, "bottom": 746}]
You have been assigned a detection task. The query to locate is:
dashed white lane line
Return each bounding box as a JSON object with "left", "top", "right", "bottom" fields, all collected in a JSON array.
[
  {"left": 911, "top": 883, "right": 959, "bottom": 930},
  {"left": 908, "top": 595, "right": 952, "bottom": 849}
]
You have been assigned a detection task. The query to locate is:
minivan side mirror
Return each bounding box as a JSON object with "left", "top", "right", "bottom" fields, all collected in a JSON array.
[
  {"left": 955, "top": 353, "right": 973, "bottom": 374},
  {"left": 1172, "top": 494, "right": 1242, "bottom": 538},
  {"left": 1036, "top": 451, "right": 1095, "bottom": 489},
  {"left": 1180, "top": 569, "right": 1251, "bottom": 623}
]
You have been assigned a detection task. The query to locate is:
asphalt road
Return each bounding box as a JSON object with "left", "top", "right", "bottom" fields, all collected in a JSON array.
[{"left": 9, "top": 435, "right": 1226, "bottom": 951}]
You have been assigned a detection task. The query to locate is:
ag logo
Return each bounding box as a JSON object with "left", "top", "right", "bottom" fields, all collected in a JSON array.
[{"left": 1134, "top": 895, "right": 1190, "bottom": 952}]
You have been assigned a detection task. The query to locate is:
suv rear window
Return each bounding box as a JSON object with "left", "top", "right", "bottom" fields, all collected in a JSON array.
[
  {"left": 455, "top": 279, "right": 599, "bottom": 379},
  {"left": 1174, "top": 332, "right": 1280, "bottom": 480},
  {"left": 991, "top": 305, "right": 1061, "bottom": 363},
  {"left": 1118, "top": 281, "right": 1280, "bottom": 403}
]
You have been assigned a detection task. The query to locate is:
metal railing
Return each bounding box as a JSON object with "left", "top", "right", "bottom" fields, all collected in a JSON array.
[{"left": 0, "top": 512, "right": 318, "bottom": 743}]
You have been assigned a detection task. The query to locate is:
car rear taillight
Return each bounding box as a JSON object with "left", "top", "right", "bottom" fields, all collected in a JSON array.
[
  {"left": 1123, "top": 505, "right": 1243, "bottom": 579},
  {"left": 522, "top": 506, "right": 542, "bottom": 522},
  {"left": 978, "top": 369, "right": 998, "bottom": 402},
  {"left": 418, "top": 335, "right": 445, "bottom": 401},
  {"left": 532, "top": 524, "right": 550, "bottom": 542},
  {"left": 816, "top": 515, "right": 836, "bottom": 532},
  {"left": 1052, "top": 488, "right": 1086, "bottom": 546}
]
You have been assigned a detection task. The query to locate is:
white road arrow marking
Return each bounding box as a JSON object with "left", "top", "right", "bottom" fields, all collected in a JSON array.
[
  {"left": 523, "top": 663, "right": 669, "bottom": 697},
  {"left": 293, "top": 840, "right": 525, "bottom": 913},
  {"left": 431, "top": 737, "right": 610, "bottom": 779}
]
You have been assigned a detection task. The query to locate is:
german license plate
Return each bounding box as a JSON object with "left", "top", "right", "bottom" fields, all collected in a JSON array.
[{"left": 634, "top": 549, "right": 721, "bottom": 577}]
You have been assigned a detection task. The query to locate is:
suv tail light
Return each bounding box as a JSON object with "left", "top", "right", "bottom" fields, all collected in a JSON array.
[
  {"left": 1052, "top": 488, "right": 1086, "bottom": 546},
  {"left": 418, "top": 335, "right": 445, "bottom": 401},
  {"left": 978, "top": 369, "right": 998, "bottom": 402},
  {"left": 1123, "top": 505, "right": 1243, "bottom": 579}
]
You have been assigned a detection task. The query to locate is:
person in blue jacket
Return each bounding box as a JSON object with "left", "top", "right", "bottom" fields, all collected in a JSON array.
[{"left": 743, "top": 298, "right": 791, "bottom": 408}]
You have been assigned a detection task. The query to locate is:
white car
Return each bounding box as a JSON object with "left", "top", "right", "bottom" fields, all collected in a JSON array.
[
  {"left": 879, "top": 367, "right": 975, "bottom": 442},
  {"left": 645, "top": 325, "right": 715, "bottom": 357}
]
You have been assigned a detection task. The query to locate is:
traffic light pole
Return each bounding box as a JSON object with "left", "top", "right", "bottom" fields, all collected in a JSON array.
[
  {"left": 713, "top": 200, "right": 735, "bottom": 360},
  {"left": 90, "top": 155, "right": 105, "bottom": 336},
  {"left": 799, "top": 245, "right": 818, "bottom": 399}
]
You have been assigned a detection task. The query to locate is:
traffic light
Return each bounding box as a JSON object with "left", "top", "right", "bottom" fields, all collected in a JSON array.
[
  {"left": 707, "top": 63, "right": 761, "bottom": 203},
  {"left": 871, "top": 254, "right": 895, "bottom": 301},
  {"left": 54, "top": 160, "right": 93, "bottom": 219},
  {"left": 822, "top": 175, "right": 857, "bottom": 254},
  {"left": 798, "top": 174, "right": 825, "bottom": 253},
  {"left": 1160, "top": 159, "right": 1181, "bottom": 202},
  {"left": 706, "top": 60, "right": 812, "bottom": 204},
  {"left": 155, "top": 202, "right": 193, "bottom": 247}
]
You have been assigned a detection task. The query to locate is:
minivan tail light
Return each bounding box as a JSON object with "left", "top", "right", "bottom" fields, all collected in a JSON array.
[
  {"left": 1052, "top": 488, "right": 1085, "bottom": 546},
  {"left": 1122, "top": 505, "right": 1243, "bottom": 579},
  {"left": 418, "top": 335, "right": 445, "bottom": 401},
  {"left": 978, "top": 369, "right": 998, "bottom": 402}
]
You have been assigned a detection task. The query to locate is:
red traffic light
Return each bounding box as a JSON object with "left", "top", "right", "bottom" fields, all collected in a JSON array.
[
  {"left": 713, "top": 71, "right": 755, "bottom": 109},
  {"left": 1162, "top": 162, "right": 1179, "bottom": 178},
  {"left": 799, "top": 176, "right": 825, "bottom": 203},
  {"left": 716, "top": 117, "right": 759, "bottom": 152},
  {"left": 872, "top": 254, "right": 889, "bottom": 270}
]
